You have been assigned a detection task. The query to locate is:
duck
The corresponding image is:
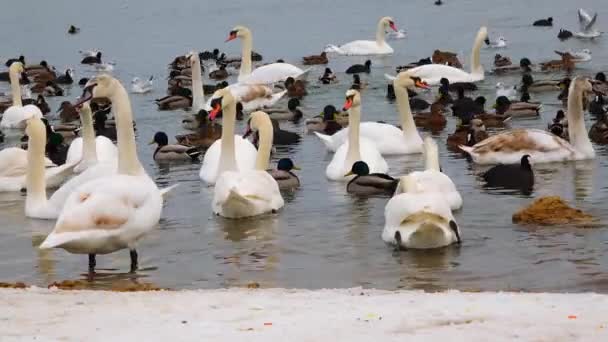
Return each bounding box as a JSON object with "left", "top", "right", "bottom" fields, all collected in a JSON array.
[
  {"left": 497, "top": 95, "right": 541, "bottom": 117},
  {"left": 68, "top": 25, "right": 80, "bottom": 34},
  {"left": 267, "top": 98, "right": 303, "bottom": 121},
  {"left": 533, "top": 17, "right": 553, "bottom": 26},
  {"left": 35, "top": 94, "right": 50, "bottom": 115},
  {"left": 81, "top": 51, "right": 102, "bottom": 65},
  {"left": 540, "top": 51, "right": 575, "bottom": 72},
  {"left": 305, "top": 105, "right": 345, "bottom": 135},
  {"left": 270, "top": 119, "right": 301, "bottom": 145},
  {"left": 494, "top": 54, "right": 512, "bottom": 67},
  {"left": 319, "top": 67, "right": 337, "bottom": 84},
  {"left": 413, "top": 102, "right": 447, "bottom": 131},
  {"left": 447, "top": 119, "right": 488, "bottom": 151},
  {"left": 0, "top": 62, "right": 43, "bottom": 129},
  {"left": 42, "top": 121, "right": 70, "bottom": 166},
  {"left": 209, "top": 65, "right": 229, "bottom": 80},
  {"left": 398, "top": 27, "right": 486, "bottom": 85},
  {"left": 575, "top": 8, "right": 600, "bottom": 39},
  {"left": 382, "top": 175, "right": 460, "bottom": 250},
  {"left": 30, "top": 81, "right": 63, "bottom": 96},
  {"left": 78, "top": 77, "right": 89, "bottom": 86},
  {"left": 434, "top": 0, "right": 443, "bottom": 5},
  {"left": 227, "top": 26, "right": 308, "bottom": 84},
  {"left": 269, "top": 158, "right": 300, "bottom": 190},
  {"left": 521, "top": 74, "right": 560, "bottom": 92},
  {"left": 396, "top": 57, "right": 432, "bottom": 73},
  {"left": 325, "top": 89, "right": 388, "bottom": 181},
  {"left": 200, "top": 49, "right": 221, "bottom": 61},
  {"left": 547, "top": 110, "right": 568, "bottom": 140},
  {"left": 324, "top": 16, "right": 397, "bottom": 55},
  {"left": 345, "top": 161, "right": 398, "bottom": 196},
  {"left": 439, "top": 77, "right": 477, "bottom": 93},
  {"left": 131, "top": 76, "right": 153, "bottom": 94},
  {"left": 460, "top": 77, "right": 594, "bottom": 164},
  {"left": 55, "top": 69, "right": 74, "bottom": 85},
  {"left": 94, "top": 112, "right": 117, "bottom": 141},
  {"left": 589, "top": 94, "right": 606, "bottom": 116},
  {"left": 156, "top": 87, "right": 191, "bottom": 110},
  {"left": 432, "top": 50, "right": 463, "bottom": 68},
  {"left": 39, "top": 75, "right": 166, "bottom": 274},
  {"left": 176, "top": 110, "right": 222, "bottom": 148},
  {"left": 482, "top": 155, "right": 534, "bottom": 193},
  {"left": 592, "top": 72, "right": 608, "bottom": 94},
  {"left": 346, "top": 60, "right": 372, "bottom": 74},
  {"left": 303, "top": 51, "right": 328, "bottom": 65},
  {"left": 588, "top": 115, "right": 608, "bottom": 144},
  {"left": 57, "top": 101, "right": 79, "bottom": 123},
  {"left": 317, "top": 72, "right": 426, "bottom": 155},
  {"left": 285, "top": 77, "right": 307, "bottom": 98},
  {"left": 150, "top": 132, "right": 201, "bottom": 162},
  {"left": 351, "top": 74, "right": 368, "bottom": 91},
  {"left": 558, "top": 29, "right": 573, "bottom": 40},
  {"left": 213, "top": 111, "right": 284, "bottom": 218},
  {"left": 199, "top": 87, "right": 257, "bottom": 184},
  {"left": 4, "top": 55, "right": 25, "bottom": 68}
]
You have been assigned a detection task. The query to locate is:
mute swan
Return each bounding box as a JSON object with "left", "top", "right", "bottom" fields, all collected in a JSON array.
[
  {"left": 0, "top": 62, "right": 43, "bottom": 129},
  {"left": 324, "top": 16, "right": 398, "bottom": 55},
  {"left": 325, "top": 89, "right": 388, "bottom": 181},
  {"left": 382, "top": 175, "right": 461, "bottom": 250},
  {"left": 40, "top": 75, "right": 164, "bottom": 273},
  {"left": 199, "top": 87, "right": 257, "bottom": 185},
  {"left": 227, "top": 26, "right": 309, "bottom": 85},
  {"left": 408, "top": 137, "right": 463, "bottom": 210},
  {"left": 460, "top": 77, "right": 595, "bottom": 164},
  {"left": 575, "top": 9, "right": 600, "bottom": 38},
  {"left": 406, "top": 26, "right": 487, "bottom": 85},
  {"left": 315, "top": 71, "right": 426, "bottom": 155},
  {"left": 213, "top": 111, "right": 284, "bottom": 218},
  {"left": 65, "top": 102, "right": 118, "bottom": 173}
]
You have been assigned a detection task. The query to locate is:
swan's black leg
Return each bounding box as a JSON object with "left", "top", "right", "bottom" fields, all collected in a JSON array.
[
  {"left": 88, "top": 254, "right": 96, "bottom": 273},
  {"left": 129, "top": 249, "right": 138, "bottom": 273}
]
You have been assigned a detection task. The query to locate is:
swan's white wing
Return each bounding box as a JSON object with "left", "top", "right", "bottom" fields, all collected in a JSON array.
[
  {"left": 199, "top": 135, "right": 257, "bottom": 184},
  {"left": 241, "top": 63, "right": 304, "bottom": 85},
  {"left": 0, "top": 147, "right": 54, "bottom": 177},
  {"left": 408, "top": 64, "right": 476, "bottom": 85},
  {"left": 326, "top": 40, "right": 393, "bottom": 55},
  {"left": 48, "top": 162, "right": 116, "bottom": 210},
  {"left": 213, "top": 170, "right": 284, "bottom": 217}
]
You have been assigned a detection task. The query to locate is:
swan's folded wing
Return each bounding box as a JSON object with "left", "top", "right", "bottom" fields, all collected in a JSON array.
[{"left": 470, "top": 129, "right": 575, "bottom": 154}]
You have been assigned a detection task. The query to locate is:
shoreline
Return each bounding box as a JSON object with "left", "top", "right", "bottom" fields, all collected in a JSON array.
[{"left": 1, "top": 287, "right": 607, "bottom": 341}]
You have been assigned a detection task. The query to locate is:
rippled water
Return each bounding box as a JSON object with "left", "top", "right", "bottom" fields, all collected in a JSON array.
[{"left": 0, "top": 0, "right": 607, "bottom": 291}]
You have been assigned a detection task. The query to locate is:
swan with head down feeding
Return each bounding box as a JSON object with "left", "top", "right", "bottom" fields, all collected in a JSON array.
[
  {"left": 39, "top": 75, "right": 164, "bottom": 274},
  {"left": 0, "top": 62, "right": 43, "bottom": 129},
  {"left": 213, "top": 111, "right": 284, "bottom": 218},
  {"left": 324, "top": 16, "right": 398, "bottom": 55},
  {"left": 324, "top": 89, "right": 388, "bottom": 181},
  {"left": 460, "top": 77, "right": 595, "bottom": 164},
  {"left": 315, "top": 71, "right": 426, "bottom": 155}
]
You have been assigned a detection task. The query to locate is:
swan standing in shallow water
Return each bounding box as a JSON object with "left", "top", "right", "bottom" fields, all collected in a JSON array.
[
  {"left": 213, "top": 111, "right": 284, "bottom": 218},
  {"left": 199, "top": 88, "right": 257, "bottom": 185},
  {"left": 460, "top": 77, "right": 595, "bottom": 164},
  {"left": 324, "top": 89, "right": 388, "bottom": 181},
  {"left": 406, "top": 26, "right": 487, "bottom": 85},
  {"left": 324, "top": 16, "right": 398, "bottom": 55},
  {"left": 315, "top": 71, "right": 426, "bottom": 155},
  {"left": 382, "top": 175, "right": 461, "bottom": 250},
  {"left": 0, "top": 62, "right": 42, "bottom": 129},
  {"left": 39, "top": 75, "right": 163, "bottom": 273}
]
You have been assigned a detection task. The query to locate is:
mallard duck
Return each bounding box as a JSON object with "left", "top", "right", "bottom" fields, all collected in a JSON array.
[
  {"left": 150, "top": 131, "right": 201, "bottom": 161},
  {"left": 55, "top": 69, "right": 74, "bottom": 85},
  {"left": 305, "top": 105, "right": 345, "bottom": 134},
  {"left": 494, "top": 54, "right": 512, "bottom": 67},
  {"left": 473, "top": 97, "right": 509, "bottom": 127},
  {"left": 267, "top": 98, "right": 303, "bottom": 121},
  {"left": 432, "top": 49, "right": 463, "bottom": 68},
  {"left": 593, "top": 72, "right": 608, "bottom": 94},
  {"left": 439, "top": 77, "right": 477, "bottom": 92},
  {"left": 209, "top": 65, "right": 228, "bottom": 80},
  {"left": 540, "top": 51, "right": 575, "bottom": 72},
  {"left": 35, "top": 95, "right": 50, "bottom": 115},
  {"left": 302, "top": 52, "right": 328, "bottom": 65},
  {"left": 496, "top": 95, "right": 541, "bottom": 117},
  {"left": 414, "top": 102, "right": 446, "bottom": 131},
  {"left": 521, "top": 74, "right": 560, "bottom": 92},
  {"left": 396, "top": 57, "right": 431, "bottom": 73},
  {"left": 176, "top": 110, "right": 222, "bottom": 149},
  {"left": 351, "top": 74, "right": 368, "bottom": 91},
  {"left": 346, "top": 60, "right": 371, "bottom": 74},
  {"left": 285, "top": 77, "right": 307, "bottom": 98},
  {"left": 482, "top": 155, "right": 534, "bottom": 193},
  {"left": 57, "top": 101, "right": 78, "bottom": 122},
  {"left": 94, "top": 112, "right": 117, "bottom": 141},
  {"left": 271, "top": 119, "right": 301, "bottom": 145},
  {"left": 589, "top": 114, "right": 608, "bottom": 144},
  {"left": 319, "top": 67, "right": 337, "bottom": 84},
  {"left": 548, "top": 110, "right": 568, "bottom": 139},
  {"left": 447, "top": 119, "right": 488, "bottom": 151},
  {"left": 345, "top": 161, "right": 398, "bottom": 195},
  {"left": 269, "top": 158, "right": 300, "bottom": 190}
]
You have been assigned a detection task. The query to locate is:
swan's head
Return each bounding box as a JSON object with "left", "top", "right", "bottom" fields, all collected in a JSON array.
[
  {"left": 186, "top": 51, "right": 199, "bottom": 67},
  {"left": 343, "top": 89, "right": 361, "bottom": 111},
  {"left": 394, "top": 72, "right": 430, "bottom": 91},
  {"left": 9, "top": 62, "right": 24, "bottom": 75},
  {"left": 243, "top": 111, "right": 272, "bottom": 139},
  {"left": 380, "top": 16, "right": 398, "bottom": 32},
  {"left": 208, "top": 87, "right": 235, "bottom": 120},
  {"left": 78, "top": 101, "right": 92, "bottom": 117},
  {"left": 75, "top": 74, "right": 117, "bottom": 106},
  {"left": 226, "top": 25, "right": 251, "bottom": 42},
  {"left": 476, "top": 26, "right": 488, "bottom": 42},
  {"left": 570, "top": 76, "right": 593, "bottom": 96}
]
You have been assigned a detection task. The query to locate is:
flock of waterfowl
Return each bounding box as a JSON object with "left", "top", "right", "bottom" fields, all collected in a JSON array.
[{"left": 0, "top": 8, "right": 606, "bottom": 275}]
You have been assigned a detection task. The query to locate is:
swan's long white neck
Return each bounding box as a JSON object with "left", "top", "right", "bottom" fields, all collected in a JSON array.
[
  {"left": 239, "top": 32, "right": 253, "bottom": 81},
  {"left": 254, "top": 117, "right": 273, "bottom": 171},
  {"left": 424, "top": 138, "right": 440, "bottom": 171},
  {"left": 394, "top": 81, "right": 420, "bottom": 138},
  {"left": 110, "top": 81, "right": 144, "bottom": 176},
  {"left": 191, "top": 56, "right": 205, "bottom": 112},
  {"left": 9, "top": 68, "right": 22, "bottom": 107},
  {"left": 567, "top": 83, "right": 594, "bottom": 156},
  {"left": 80, "top": 104, "right": 98, "bottom": 167},
  {"left": 346, "top": 104, "right": 362, "bottom": 167},
  {"left": 219, "top": 99, "right": 238, "bottom": 173},
  {"left": 26, "top": 120, "right": 47, "bottom": 211},
  {"left": 375, "top": 20, "right": 387, "bottom": 46},
  {"left": 470, "top": 28, "right": 486, "bottom": 76}
]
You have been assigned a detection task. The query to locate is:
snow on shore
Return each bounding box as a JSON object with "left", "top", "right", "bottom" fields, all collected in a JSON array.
[{"left": 1, "top": 288, "right": 608, "bottom": 341}]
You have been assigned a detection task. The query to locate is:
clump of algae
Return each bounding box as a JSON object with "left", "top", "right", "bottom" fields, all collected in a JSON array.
[{"left": 512, "top": 196, "right": 594, "bottom": 225}]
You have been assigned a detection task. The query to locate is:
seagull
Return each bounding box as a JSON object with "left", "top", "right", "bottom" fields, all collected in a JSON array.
[
  {"left": 131, "top": 76, "right": 154, "bottom": 94},
  {"left": 386, "top": 29, "right": 407, "bottom": 40},
  {"left": 496, "top": 82, "right": 517, "bottom": 100},
  {"left": 94, "top": 61, "right": 115, "bottom": 72},
  {"left": 78, "top": 49, "right": 101, "bottom": 57},
  {"left": 575, "top": 8, "right": 601, "bottom": 38},
  {"left": 485, "top": 36, "right": 507, "bottom": 48},
  {"left": 570, "top": 49, "right": 592, "bottom": 62}
]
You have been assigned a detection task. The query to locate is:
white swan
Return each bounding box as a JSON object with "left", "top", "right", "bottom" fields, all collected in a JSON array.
[
  {"left": 213, "top": 111, "right": 284, "bottom": 218},
  {"left": 382, "top": 175, "right": 460, "bottom": 249},
  {"left": 406, "top": 26, "right": 487, "bottom": 85},
  {"left": 188, "top": 52, "right": 205, "bottom": 113},
  {"left": 199, "top": 87, "right": 257, "bottom": 185},
  {"left": 324, "top": 16, "right": 398, "bottom": 55},
  {"left": 65, "top": 102, "right": 118, "bottom": 173},
  {"left": 227, "top": 26, "right": 309, "bottom": 85},
  {"left": 408, "top": 137, "right": 463, "bottom": 210},
  {"left": 325, "top": 89, "right": 388, "bottom": 181},
  {"left": 575, "top": 9, "right": 601, "bottom": 39},
  {"left": 460, "top": 77, "right": 594, "bottom": 164},
  {"left": 315, "top": 71, "right": 425, "bottom": 155},
  {"left": 0, "top": 147, "right": 54, "bottom": 179},
  {"left": 0, "top": 62, "right": 43, "bottom": 129},
  {"left": 39, "top": 75, "right": 163, "bottom": 273}
]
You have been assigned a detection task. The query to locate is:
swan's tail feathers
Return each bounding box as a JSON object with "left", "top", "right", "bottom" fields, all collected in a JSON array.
[
  {"left": 323, "top": 44, "right": 342, "bottom": 54},
  {"left": 313, "top": 132, "right": 334, "bottom": 150},
  {"left": 423, "top": 137, "right": 440, "bottom": 171},
  {"left": 160, "top": 184, "right": 179, "bottom": 199},
  {"left": 384, "top": 73, "right": 397, "bottom": 81},
  {"left": 39, "top": 232, "right": 69, "bottom": 249},
  {"left": 270, "top": 90, "right": 287, "bottom": 104},
  {"left": 296, "top": 67, "right": 313, "bottom": 81}
]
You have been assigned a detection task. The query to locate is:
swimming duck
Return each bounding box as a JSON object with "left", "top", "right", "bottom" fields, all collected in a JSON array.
[
  {"left": 67, "top": 25, "right": 80, "bottom": 34},
  {"left": 533, "top": 17, "right": 553, "bottom": 26},
  {"left": 521, "top": 74, "right": 560, "bottom": 92},
  {"left": 447, "top": 119, "right": 488, "bottom": 151},
  {"left": 150, "top": 131, "right": 201, "bottom": 162},
  {"left": 35, "top": 95, "right": 50, "bottom": 115},
  {"left": 209, "top": 65, "right": 229, "bottom": 80},
  {"left": 432, "top": 50, "right": 463, "bottom": 68},
  {"left": 55, "top": 69, "right": 74, "bottom": 85},
  {"left": 269, "top": 158, "right": 300, "bottom": 190},
  {"left": 266, "top": 98, "right": 303, "bottom": 122},
  {"left": 558, "top": 29, "right": 573, "bottom": 40},
  {"left": 592, "top": 72, "right": 608, "bottom": 94},
  {"left": 44, "top": 124, "right": 70, "bottom": 166},
  {"left": 200, "top": 49, "right": 221, "bottom": 61},
  {"left": 588, "top": 115, "right": 608, "bottom": 144},
  {"left": 482, "top": 155, "right": 534, "bottom": 193},
  {"left": 413, "top": 102, "right": 446, "bottom": 131},
  {"left": 346, "top": 60, "right": 372, "bottom": 74},
  {"left": 589, "top": 94, "right": 606, "bottom": 116},
  {"left": 270, "top": 119, "right": 301, "bottom": 145},
  {"left": 540, "top": 51, "right": 575, "bottom": 72},
  {"left": 345, "top": 161, "right": 398, "bottom": 195},
  {"left": 494, "top": 54, "right": 512, "bottom": 67},
  {"left": 548, "top": 110, "right": 568, "bottom": 139},
  {"left": 303, "top": 52, "right": 328, "bottom": 65},
  {"left": 351, "top": 74, "right": 368, "bottom": 90},
  {"left": 176, "top": 110, "right": 222, "bottom": 149},
  {"left": 93, "top": 112, "right": 117, "bottom": 141},
  {"left": 285, "top": 77, "right": 307, "bottom": 98},
  {"left": 319, "top": 67, "right": 337, "bottom": 84},
  {"left": 41, "top": 81, "right": 64, "bottom": 97},
  {"left": 473, "top": 96, "right": 509, "bottom": 128},
  {"left": 57, "top": 101, "right": 79, "bottom": 123},
  {"left": 497, "top": 95, "right": 540, "bottom": 118},
  {"left": 305, "top": 105, "right": 345, "bottom": 135},
  {"left": 81, "top": 51, "right": 102, "bottom": 65}
]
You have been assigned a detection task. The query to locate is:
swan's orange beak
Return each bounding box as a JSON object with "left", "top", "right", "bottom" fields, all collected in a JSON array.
[
  {"left": 389, "top": 22, "right": 398, "bottom": 32},
  {"left": 209, "top": 103, "right": 221, "bottom": 120},
  {"left": 415, "top": 80, "right": 430, "bottom": 89},
  {"left": 343, "top": 98, "right": 353, "bottom": 111},
  {"left": 226, "top": 32, "right": 237, "bottom": 42}
]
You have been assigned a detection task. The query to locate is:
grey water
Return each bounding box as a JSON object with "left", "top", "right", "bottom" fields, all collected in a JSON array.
[{"left": 0, "top": 0, "right": 607, "bottom": 291}]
